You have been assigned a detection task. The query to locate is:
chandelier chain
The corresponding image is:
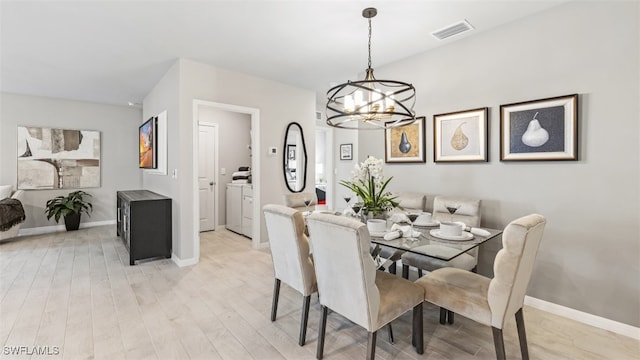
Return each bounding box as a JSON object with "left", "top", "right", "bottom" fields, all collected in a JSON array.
[{"left": 367, "top": 18, "right": 372, "bottom": 69}]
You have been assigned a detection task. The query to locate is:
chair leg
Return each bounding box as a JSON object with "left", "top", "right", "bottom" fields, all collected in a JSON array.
[
  {"left": 412, "top": 303, "right": 424, "bottom": 354},
  {"left": 299, "top": 295, "right": 311, "bottom": 346},
  {"left": 402, "top": 264, "right": 410, "bottom": 279},
  {"left": 417, "top": 269, "right": 424, "bottom": 278},
  {"left": 447, "top": 310, "right": 454, "bottom": 324},
  {"left": 439, "top": 308, "right": 447, "bottom": 324},
  {"left": 515, "top": 308, "right": 529, "bottom": 360},
  {"left": 492, "top": 327, "right": 506, "bottom": 360},
  {"left": 366, "top": 331, "right": 377, "bottom": 360},
  {"left": 271, "top": 279, "right": 281, "bottom": 321},
  {"left": 317, "top": 306, "right": 328, "bottom": 359},
  {"left": 387, "top": 323, "right": 394, "bottom": 344},
  {"left": 389, "top": 261, "right": 397, "bottom": 275}
]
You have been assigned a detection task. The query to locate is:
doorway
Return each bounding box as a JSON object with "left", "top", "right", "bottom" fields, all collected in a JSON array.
[
  {"left": 192, "top": 100, "right": 261, "bottom": 256},
  {"left": 315, "top": 126, "right": 333, "bottom": 210}
]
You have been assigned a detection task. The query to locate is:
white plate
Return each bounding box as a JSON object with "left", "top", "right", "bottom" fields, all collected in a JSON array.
[
  {"left": 429, "top": 229, "right": 474, "bottom": 241},
  {"left": 413, "top": 220, "right": 440, "bottom": 227},
  {"left": 369, "top": 231, "right": 388, "bottom": 238}
]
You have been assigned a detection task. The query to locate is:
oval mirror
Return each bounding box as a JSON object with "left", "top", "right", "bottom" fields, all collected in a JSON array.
[{"left": 283, "top": 122, "right": 308, "bottom": 193}]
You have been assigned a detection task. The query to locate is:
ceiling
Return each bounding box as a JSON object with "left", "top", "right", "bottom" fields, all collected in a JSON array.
[{"left": 1, "top": 1, "right": 569, "bottom": 107}]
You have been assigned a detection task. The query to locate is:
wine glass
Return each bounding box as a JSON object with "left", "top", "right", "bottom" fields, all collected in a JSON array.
[
  {"left": 406, "top": 212, "right": 420, "bottom": 241},
  {"left": 343, "top": 195, "right": 352, "bottom": 208},
  {"left": 303, "top": 198, "right": 312, "bottom": 216},
  {"left": 351, "top": 202, "right": 363, "bottom": 220},
  {"left": 445, "top": 203, "right": 461, "bottom": 222}
]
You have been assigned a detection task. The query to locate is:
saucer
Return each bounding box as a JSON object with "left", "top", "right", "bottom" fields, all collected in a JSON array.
[
  {"left": 429, "top": 229, "right": 474, "bottom": 241},
  {"left": 413, "top": 220, "right": 440, "bottom": 227}
]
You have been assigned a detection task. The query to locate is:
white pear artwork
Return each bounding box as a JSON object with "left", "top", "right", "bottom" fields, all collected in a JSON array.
[{"left": 521, "top": 112, "right": 549, "bottom": 147}]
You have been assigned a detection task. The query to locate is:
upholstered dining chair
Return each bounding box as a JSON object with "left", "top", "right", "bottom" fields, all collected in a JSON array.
[
  {"left": 306, "top": 213, "right": 424, "bottom": 359},
  {"left": 263, "top": 204, "right": 317, "bottom": 346},
  {"left": 416, "top": 214, "right": 546, "bottom": 360},
  {"left": 376, "top": 192, "right": 427, "bottom": 274},
  {"left": 283, "top": 192, "right": 318, "bottom": 212},
  {"left": 401, "top": 195, "right": 481, "bottom": 324}
]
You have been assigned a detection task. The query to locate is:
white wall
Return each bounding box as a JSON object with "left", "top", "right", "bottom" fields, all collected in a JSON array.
[
  {"left": 143, "top": 58, "right": 316, "bottom": 264},
  {"left": 0, "top": 92, "right": 141, "bottom": 228},
  {"left": 349, "top": 1, "right": 639, "bottom": 326},
  {"left": 198, "top": 106, "right": 251, "bottom": 225}
]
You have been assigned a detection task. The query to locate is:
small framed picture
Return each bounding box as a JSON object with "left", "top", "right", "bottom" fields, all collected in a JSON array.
[
  {"left": 434, "top": 108, "right": 488, "bottom": 162},
  {"left": 340, "top": 143, "right": 352, "bottom": 160},
  {"left": 287, "top": 144, "right": 296, "bottom": 160},
  {"left": 500, "top": 94, "right": 578, "bottom": 161},
  {"left": 385, "top": 116, "right": 426, "bottom": 163}
]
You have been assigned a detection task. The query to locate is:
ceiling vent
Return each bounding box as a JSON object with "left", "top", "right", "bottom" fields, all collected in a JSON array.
[{"left": 431, "top": 20, "right": 474, "bottom": 41}]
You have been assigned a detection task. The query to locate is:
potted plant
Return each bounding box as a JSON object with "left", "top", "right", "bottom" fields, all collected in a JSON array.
[
  {"left": 340, "top": 156, "right": 399, "bottom": 219},
  {"left": 44, "top": 190, "right": 93, "bottom": 231}
]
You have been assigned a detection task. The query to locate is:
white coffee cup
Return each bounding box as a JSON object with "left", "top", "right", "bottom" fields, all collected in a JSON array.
[
  {"left": 440, "top": 221, "right": 463, "bottom": 236},
  {"left": 415, "top": 212, "right": 432, "bottom": 225},
  {"left": 367, "top": 219, "right": 387, "bottom": 233}
]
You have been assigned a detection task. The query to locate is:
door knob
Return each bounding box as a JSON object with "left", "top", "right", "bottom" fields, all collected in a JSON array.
[{"left": 209, "top": 182, "right": 214, "bottom": 186}]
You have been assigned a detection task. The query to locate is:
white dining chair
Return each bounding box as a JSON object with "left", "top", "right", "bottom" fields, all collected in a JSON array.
[
  {"left": 416, "top": 214, "right": 546, "bottom": 360},
  {"left": 307, "top": 213, "right": 424, "bottom": 359},
  {"left": 401, "top": 195, "right": 481, "bottom": 324},
  {"left": 263, "top": 204, "right": 317, "bottom": 346},
  {"left": 283, "top": 192, "right": 318, "bottom": 212},
  {"left": 376, "top": 192, "right": 427, "bottom": 274}
]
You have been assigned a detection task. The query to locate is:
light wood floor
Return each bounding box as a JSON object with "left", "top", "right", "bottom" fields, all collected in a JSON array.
[{"left": 1, "top": 226, "right": 638, "bottom": 359}]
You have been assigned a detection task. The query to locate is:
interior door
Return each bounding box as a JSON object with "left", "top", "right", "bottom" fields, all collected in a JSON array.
[{"left": 198, "top": 124, "right": 217, "bottom": 231}]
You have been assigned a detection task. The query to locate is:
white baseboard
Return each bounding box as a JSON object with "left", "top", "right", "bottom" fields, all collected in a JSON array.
[
  {"left": 524, "top": 296, "right": 640, "bottom": 340},
  {"left": 171, "top": 254, "right": 198, "bottom": 267},
  {"left": 17, "top": 220, "right": 116, "bottom": 237}
]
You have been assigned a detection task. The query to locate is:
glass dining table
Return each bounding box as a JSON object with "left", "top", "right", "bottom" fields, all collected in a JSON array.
[{"left": 369, "top": 224, "right": 503, "bottom": 262}]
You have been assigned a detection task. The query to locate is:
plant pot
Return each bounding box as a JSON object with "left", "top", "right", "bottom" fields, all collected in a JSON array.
[
  {"left": 64, "top": 213, "right": 81, "bottom": 231},
  {"left": 363, "top": 209, "right": 387, "bottom": 222}
]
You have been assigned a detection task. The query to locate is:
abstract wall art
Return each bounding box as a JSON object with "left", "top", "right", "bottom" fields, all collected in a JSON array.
[{"left": 17, "top": 126, "right": 101, "bottom": 189}]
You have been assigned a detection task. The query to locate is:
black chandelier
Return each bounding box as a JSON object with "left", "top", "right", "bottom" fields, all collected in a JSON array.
[{"left": 326, "top": 7, "right": 416, "bottom": 130}]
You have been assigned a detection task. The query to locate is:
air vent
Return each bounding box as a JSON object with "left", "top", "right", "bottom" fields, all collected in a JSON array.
[{"left": 431, "top": 20, "right": 474, "bottom": 41}]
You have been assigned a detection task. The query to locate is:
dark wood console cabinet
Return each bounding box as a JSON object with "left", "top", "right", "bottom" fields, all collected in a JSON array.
[{"left": 116, "top": 190, "right": 172, "bottom": 265}]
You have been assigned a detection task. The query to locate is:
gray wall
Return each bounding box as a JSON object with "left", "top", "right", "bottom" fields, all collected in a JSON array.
[
  {"left": 198, "top": 106, "right": 251, "bottom": 225},
  {"left": 144, "top": 58, "right": 316, "bottom": 263},
  {"left": 350, "top": 1, "right": 639, "bottom": 326},
  {"left": 0, "top": 92, "right": 141, "bottom": 228}
]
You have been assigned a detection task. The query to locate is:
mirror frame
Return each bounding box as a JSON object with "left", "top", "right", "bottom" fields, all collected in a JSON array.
[{"left": 282, "top": 122, "right": 308, "bottom": 193}]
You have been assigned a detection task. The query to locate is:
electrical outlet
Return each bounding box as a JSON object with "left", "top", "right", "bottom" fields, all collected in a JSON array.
[{"left": 268, "top": 147, "right": 277, "bottom": 156}]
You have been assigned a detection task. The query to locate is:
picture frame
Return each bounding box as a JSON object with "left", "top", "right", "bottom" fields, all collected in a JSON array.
[
  {"left": 340, "top": 143, "right": 353, "bottom": 160},
  {"left": 287, "top": 144, "right": 296, "bottom": 160},
  {"left": 433, "top": 108, "right": 488, "bottom": 162},
  {"left": 500, "top": 94, "right": 578, "bottom": 161},
  {"left": 384, "top": 116, "right": 426, "bottom": 163}
]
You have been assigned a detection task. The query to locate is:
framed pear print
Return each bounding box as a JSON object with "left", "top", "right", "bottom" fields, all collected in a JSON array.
[
  {"left": 500, "top": 94, "right": 578, "bottom": 161},
  {"left": 434, "top": 108, "right": 488, "bottom": 162},
  {"left": 384, "top": 116, "right": 426, "bottom": 163}
]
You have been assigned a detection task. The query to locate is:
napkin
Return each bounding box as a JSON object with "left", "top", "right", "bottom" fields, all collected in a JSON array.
[
  {"left": 342, "top": 208, "right": 355, "bottom": 216},
  {"left": 453, "top": 221, "right": 490, "bottom": 236},
  {"left": 388, "top": 212, "right": 409, "bottom": 224},
  {"left": 383, "top": 224, "right": 421, "bottom": 240}
]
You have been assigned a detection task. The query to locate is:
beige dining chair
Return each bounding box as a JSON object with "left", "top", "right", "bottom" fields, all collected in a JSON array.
[
  {"left": 401, "top": 195, "right": 481, "bottom": 324},
  {"left": 283, "top": 192, "right": 318, "bottom": 212},
  {"left": 376, "top": 192, "right": 427, "bottom": 274},
  {"left": 416, "top": 214, "right": 546, "bottom": 360},
  {"left": 263, "top": 204, "right": 317, "bottom": 346},
  {"left": 306, "top": 213, "right": 424, "bottom": 359}
]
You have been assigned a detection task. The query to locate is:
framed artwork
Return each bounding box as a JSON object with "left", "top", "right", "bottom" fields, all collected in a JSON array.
[
  {"left": 340, "top": 143, "right": 353, "bottom": 160},
  {"left": 500, "top": 94, "right": 578, "bottom": 161},
  {"left": 287, "top": 144, "right": 296, "bottom": 160},
  {"left": 384, "top": 116, "right": 426, "bottom": 163},
  {"left": 17, "top": 126, "right": 101, "bottom": 189},
  {"left": 434, "top": 108, "right": 488, "bottom": 162}
]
